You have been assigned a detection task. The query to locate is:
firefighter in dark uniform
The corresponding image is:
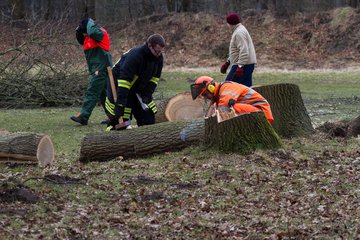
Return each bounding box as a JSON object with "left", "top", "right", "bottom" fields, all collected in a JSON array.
[
  {"left": 70, "top": 18, "right": 111, "bottom": 126},
  {"left": 105, "top": 33, "right": 165, "bottom": 131}
]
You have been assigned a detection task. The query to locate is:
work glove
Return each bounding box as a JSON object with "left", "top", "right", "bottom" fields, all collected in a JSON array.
[
  {"left": 220, "top": 61, "right": 230, "bottom": 74},
  {"left": 233, "top": 65, "right": 244, "bottom": 77},
  {"left": 228, "top": 99, "right": 236, "bottom": 107}
]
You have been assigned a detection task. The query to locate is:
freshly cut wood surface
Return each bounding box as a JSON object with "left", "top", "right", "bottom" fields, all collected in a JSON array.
[
  {"left": 164, "top": 92, "right": 206, "bottom": 121},
  {"left": 0, "top": 132, "right": 54, "bottom": 166}
]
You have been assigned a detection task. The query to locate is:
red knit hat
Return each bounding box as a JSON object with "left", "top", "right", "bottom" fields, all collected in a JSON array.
[{"left": 226, "top": 13, "right": 240, "bottom": 25}]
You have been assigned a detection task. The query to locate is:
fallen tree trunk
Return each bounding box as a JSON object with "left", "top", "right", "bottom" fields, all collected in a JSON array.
[
  {"left": 79, "top": 119, "right": 205, "bottom": 162},
  {"left": 0, "top": 132, "right": 54, "bottom": 166},
  {"left": 253, "top": 83, "right": 314, "bottom": 138},
  {"left": 80, "top": 110, "right": 283, "bottom": 162},
  {"left": 205, "top": 111, "right": 282, "bottom": 154}
]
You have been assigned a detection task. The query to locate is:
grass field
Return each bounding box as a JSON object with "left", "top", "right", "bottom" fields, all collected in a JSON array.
[{"left": 0, "top": 70, "right": 359, "bottom": 239}]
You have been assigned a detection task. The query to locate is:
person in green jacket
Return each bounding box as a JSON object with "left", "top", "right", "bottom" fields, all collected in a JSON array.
[{"left": 70, "top": 18, "right": 111, "bottom": 125}]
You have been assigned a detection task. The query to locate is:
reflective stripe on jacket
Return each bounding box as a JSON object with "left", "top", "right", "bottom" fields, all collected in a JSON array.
[
  {"left": 214, "top": 81, "right": 273, "bottom": 124},
  {"left": 110, "top": 44, "right": 163, "bottom": 106}
]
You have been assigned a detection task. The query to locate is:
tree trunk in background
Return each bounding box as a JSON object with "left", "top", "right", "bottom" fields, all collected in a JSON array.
[
  {"left": 79, "top": 119, "right": 205, "bottom": 162},
  {"left": 9, "top": 0, "right": 25, "bottom": 20},
  {"left": 349, "top": 0, "right": 360, "bottom": 8},
  {"left": 205, "top": 111, "right": 281, "bottom": 154},
  {"left": 253, "top": 83, "right": 314, "bottom": 138},
  {"left": 84, "top": 0, "right": 95, "bottom": 19},
  {"left": 0, "top": 132, "right": 54, "bottom": 167},
  {"left": 2, "top": 0, "right": 358, "bottom": 22}
]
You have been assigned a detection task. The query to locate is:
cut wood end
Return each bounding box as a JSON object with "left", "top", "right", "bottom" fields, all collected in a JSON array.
[
  {"left": 0, "top": 129, "right": 9, "bottom": 135},
  {"left": 165, "top": 92, "right": 205, "bottom": 121},
  {"left": 37, "top": 135, "right": 55, "bottom": 167}
]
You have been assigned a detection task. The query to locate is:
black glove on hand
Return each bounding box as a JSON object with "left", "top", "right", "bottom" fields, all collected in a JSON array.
[
  {"left": 114, "top": 104, "right": 124, "bottom": 119},
  {"left": 228, "top": 99, "right": 236, "bottom": 107},
  {"left": 220, "top": 61, "right": 230, "bottom": 74}
]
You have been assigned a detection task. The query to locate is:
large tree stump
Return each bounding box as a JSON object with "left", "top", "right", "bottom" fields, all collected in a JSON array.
[
  {"left": 0, "top": 132, "right": 54, "bottom": 166},
  {"left": 154, "top": 92, "right": 207, "bottom": 123},
  {"left": 253, "top": 83, "right": 313, "bottom": 138},
  {"left": 205, "top": 111, "right": 282, "bottom": 154},
  {"left": 79, "top": 119, "right": 205, "bottom": 162}
]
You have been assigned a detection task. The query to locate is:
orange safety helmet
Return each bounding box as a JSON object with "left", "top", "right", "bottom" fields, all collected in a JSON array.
[{"left": 190, "top": 76, "right": 215, "bottom": 100}]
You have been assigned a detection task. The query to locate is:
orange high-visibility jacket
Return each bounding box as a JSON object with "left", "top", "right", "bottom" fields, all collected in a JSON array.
[{"left": 213, "top": 81, "right": 274, "bottom": 124}]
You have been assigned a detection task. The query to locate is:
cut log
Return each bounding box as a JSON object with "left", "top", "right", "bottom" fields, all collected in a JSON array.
[
  {"left": 153, "top": 97, "right": 168, "bottom": 123},
  {"left": 253, "top": 83, "right": 313, "bottom": 138},
  {"left": 205, "top": 111, "right": 282, "bottom": 154},
  {"left": 79, "top": 119, "right": 205, "bottom": 162},
  {"left": 164, "top": 92, "right": 206, "bottom": 121},
  {"left": 0, "top": 129, "right": 9, "bottom": 135},
  {"left": 0, "top": 132, "right": 54, "bottom": 166},
  {"left": 154, "top": 92, "right": 207, "bottom": 123}
]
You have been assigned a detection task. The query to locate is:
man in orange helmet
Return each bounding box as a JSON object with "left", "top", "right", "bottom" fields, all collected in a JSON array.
[{"left": 190, "top": 76, "right": 273, "bottom": 124}]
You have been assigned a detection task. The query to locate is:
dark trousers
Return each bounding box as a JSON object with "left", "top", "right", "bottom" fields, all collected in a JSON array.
[
  {"left": 225, "top": 64, "right": 255, "bottom": 87},
  {"left": 132, "top": 99, "right": 155, "bottom": 126},
  {"left": 105, "top": 92, "right": 155, "bottom": 128}
]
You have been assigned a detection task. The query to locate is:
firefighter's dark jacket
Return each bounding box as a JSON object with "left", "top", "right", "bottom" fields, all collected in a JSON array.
[{"left": 109, "top": 44, "right": 163, "bottom": 106}]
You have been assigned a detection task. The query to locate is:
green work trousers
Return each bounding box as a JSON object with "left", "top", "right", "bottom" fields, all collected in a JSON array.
[{"left": 80, "top": 69, "right": 108, "bottom": 120}]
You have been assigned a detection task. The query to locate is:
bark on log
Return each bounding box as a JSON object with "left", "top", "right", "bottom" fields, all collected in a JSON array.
[
  {"left": 154, "top": 98, "right": 168, "bottom": 123},
  {"left": 0, "top": 132, "right": 54, "bottom": 166},
  {"left": 79, "top": 119, "right": 205, "bottom": 162},
  {"left": 154, "top": 92, "right": 207, "bottom": 123},
  {"left": 253, "top": 83, "right": 313, "bottom": 138},
  {"left": 205, "top": 111, "right": 282, "bottom": 154}
]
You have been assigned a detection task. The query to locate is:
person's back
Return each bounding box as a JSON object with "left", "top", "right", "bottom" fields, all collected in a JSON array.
[
  {"left": 229, "top": 24, "right": 256, "bottom": 66},
  {"left": 220, "top": 12, "right": 257, "bottom": 87},
  {"left": 191, "top": 76, "right": 273, "bottom": 124},
  {"left": 70, "top": 18, "right": 111, "bottom": 126}
]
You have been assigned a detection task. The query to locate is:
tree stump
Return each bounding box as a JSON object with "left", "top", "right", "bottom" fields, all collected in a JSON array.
[
  {"left": 0, "top": 132, "right": 54, "bottom": 167},
  {"left": 253, "top": 83, "right": 313, "bottom": 138},
  {"left": 155, "top": 92, "right": 207, "bottom": 123},
  {"left": 347, "top": 115, "right": 360, "bottom": 138},
  {"left": 205, "top": 111, "right": 282, "bottom": 154},
  {"left": 79, "top": 119, "right": 205, "bottom": 162}
]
